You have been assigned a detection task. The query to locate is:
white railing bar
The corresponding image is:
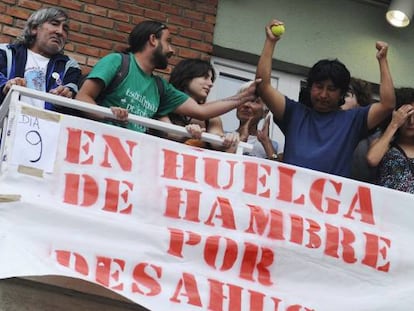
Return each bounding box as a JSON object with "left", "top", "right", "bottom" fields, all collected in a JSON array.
[{"left": 2, "top": 86, "right": 252, "bottom": 153}]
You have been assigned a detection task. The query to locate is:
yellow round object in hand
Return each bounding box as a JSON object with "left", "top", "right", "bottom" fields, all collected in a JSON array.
[{"left": 271, "top": 25, "right": 285, "bottom": 36}]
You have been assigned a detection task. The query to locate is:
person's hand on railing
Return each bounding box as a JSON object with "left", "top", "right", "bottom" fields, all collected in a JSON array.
[
  {"left": 185, "top": 123, "right": 205, "bottom": 139},
  {"left": 110, "top": 106, "right": 129, "bottom": 121},
  {"left": 49, "top": 85, "right": 74, "bottom": 98},
  {"left": 2, "top": 78, "right": 26, "bottom": 95},
  {"left": 222, "top": 132, "right": 240, "bottom": 153}
]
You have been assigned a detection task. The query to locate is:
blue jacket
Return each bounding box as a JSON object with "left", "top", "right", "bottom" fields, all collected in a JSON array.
[{"left": 0, "top": 43, "right": 81, "bottom": 110}]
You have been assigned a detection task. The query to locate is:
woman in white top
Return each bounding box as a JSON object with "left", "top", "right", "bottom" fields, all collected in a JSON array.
[{"left": 235, "top": 81, "right": 280, "bottom": 160}]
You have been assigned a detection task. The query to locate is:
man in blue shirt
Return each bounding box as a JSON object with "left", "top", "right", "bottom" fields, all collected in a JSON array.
[{"left": 256, "top": 19, "right": 395, "bottom": 178}]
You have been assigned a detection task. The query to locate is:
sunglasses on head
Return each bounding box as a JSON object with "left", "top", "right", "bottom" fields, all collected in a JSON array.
[{"left": 154, "top": 24, "right": 167, "bottom": 36}]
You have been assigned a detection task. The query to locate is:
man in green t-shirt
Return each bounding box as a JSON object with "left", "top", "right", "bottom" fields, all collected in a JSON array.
[{"left": 76, "top": 20, "right": 260, "bottom": 133}]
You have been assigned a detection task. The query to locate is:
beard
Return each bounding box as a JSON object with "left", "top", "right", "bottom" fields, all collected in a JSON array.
[{"left": 152, "top": 44, "right": 170, "bottom": 70}]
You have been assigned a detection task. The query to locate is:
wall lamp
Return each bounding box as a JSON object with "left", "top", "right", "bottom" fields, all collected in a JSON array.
[{"left": 386, "top": 0, "right": 414, "bottom": 27}]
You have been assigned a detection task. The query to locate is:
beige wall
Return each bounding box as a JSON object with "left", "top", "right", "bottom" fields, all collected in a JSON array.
[{"left": 214, "top": 0, "right": 414, "bottom": 87}]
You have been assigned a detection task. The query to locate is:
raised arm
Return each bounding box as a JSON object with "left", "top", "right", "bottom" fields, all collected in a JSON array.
[
  {"left": 366, "top": 104, "right": 414, "bottom": 167},
  {"left": 257, "top": 115, "right": 278, "bottom": 159},
  {"left": 256, "top": 20, "right": 287, "bottom": 122},
  {"left": 366, "top": 41, "right": 395, "bottom": 130},
  {"left": 173, "top": 78, "right": 261, "bottom": 120}
]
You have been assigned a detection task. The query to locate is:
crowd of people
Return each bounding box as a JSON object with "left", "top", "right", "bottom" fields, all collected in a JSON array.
[{"left": 1, "top": 7, "right": 413, "bottom": 195}]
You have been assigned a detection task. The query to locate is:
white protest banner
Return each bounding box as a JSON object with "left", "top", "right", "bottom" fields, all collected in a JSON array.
[{"left": 0, "top": 101, "right": 414, "bottom": 311}]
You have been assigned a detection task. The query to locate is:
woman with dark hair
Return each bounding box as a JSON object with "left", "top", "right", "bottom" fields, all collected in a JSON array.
[
  {"left": 168, "top": 58, "right": 216, "bottom": 127},
  {"left": 159, "top": 58, "right": 240, "bottom": 152},
  {"left": 367, "top": 87, "right": 414, "bottom": 193}
]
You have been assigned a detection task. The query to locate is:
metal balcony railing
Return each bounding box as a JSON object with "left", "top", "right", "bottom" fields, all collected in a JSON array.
[{"left": 0, "top": 85, "right": 252, "bottom": 154}]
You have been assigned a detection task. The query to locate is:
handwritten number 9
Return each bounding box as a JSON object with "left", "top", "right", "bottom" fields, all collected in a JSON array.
[{"left": 25, "top": 130, "right": 42, "bottom": 162}]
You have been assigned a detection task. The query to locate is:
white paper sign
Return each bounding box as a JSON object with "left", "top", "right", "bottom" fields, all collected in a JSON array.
[{"left": 10, "top": 110, "right": 60, "bottom": 173}]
